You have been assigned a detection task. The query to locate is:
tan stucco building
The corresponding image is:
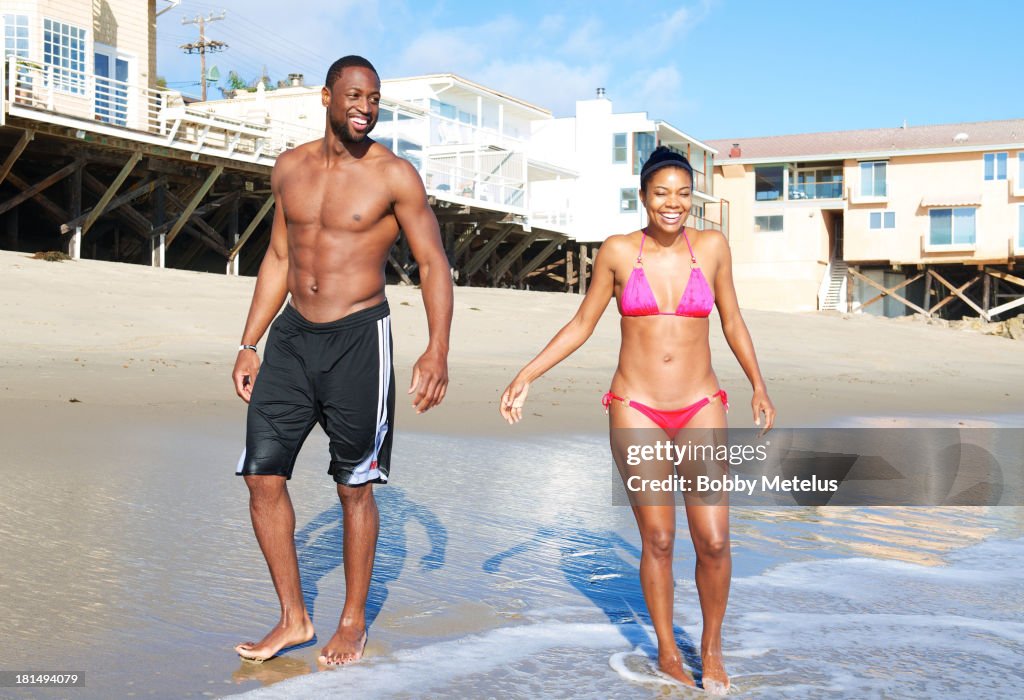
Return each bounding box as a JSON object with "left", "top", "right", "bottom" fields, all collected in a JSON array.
[{"left": 709, "top": 120, "right": 1024, "bottom": 319}]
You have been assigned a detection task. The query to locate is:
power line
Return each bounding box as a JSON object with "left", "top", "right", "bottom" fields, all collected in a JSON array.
[{"left": 180, "top": 11, "right": 227, "bottom": 100}]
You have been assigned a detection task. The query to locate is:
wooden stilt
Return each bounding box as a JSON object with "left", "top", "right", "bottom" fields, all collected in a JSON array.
[
  {"left": 846, "top": 265, "right": 855, "bottom": 312},
  {"left": 69, "top": 160, "right": 82, "bottom": 219},
  {"left": 227, "top": 194, "right": 275, "bottom": 261},
  {"left": 848, "top": 268, "right": 928, "bottom": 316},
  {"left": 226, "top": 197, "right": 240, "bottom": 275},
  {"left": 62, "top": 174, "right": 161, "bottom": 234},
  {"left": 514, "top": 239, "right": 563, "bottom": 284},
  {"left": 162, "top": 189, "right": 230, "bottom": 243},
  {"left": 565, "top": 247, "right": 574, "bottom": 293},
  {"left": 81, "top": 151, "right": 141, "bottom": 236},
  {"left": 982, "top": 273, "right": 991, "bottom": 312},
  {"left": 983, "top": 267, "right": 1024, "bottom": 318},
  {"left": 462, "top": 224, "right": 514, "bottom": 278},
  {"left": 0, "top": 129, "right": 34, "bottom": 186},
  {"left": 579, "top": 244, "right": 590, "bottom": 294},
  {"left": 922, "top": 267, "right": 933, "bottom": 313},
  {"left": 929, "top": 269, "right": 988, "bottom": 320},
  {"left": 454, "top": 225, "right": 477, "bottom": 262},
  {"left": 3, "top": 172, "right": 69, "bottom": 222},
  {"left": 490, "top": 228, "right": 542, "bottom": 283},
  {"left": 81, "top": 171, "right": 152, "bottom": 238},
  {"left": 928, "top": 276, "right": 979, "bottom": 315},
  {"left": 388, "top": 252, "right": 414, "bottom": 285},
  {"left": 165, "top": 165, "right": 223, "bottom": 248},
  {"left": 859, "top": 272, "right": 925, "bottom": 312},
  {"left": 0, "top": 160, "right": 82, "bottom": 217}
]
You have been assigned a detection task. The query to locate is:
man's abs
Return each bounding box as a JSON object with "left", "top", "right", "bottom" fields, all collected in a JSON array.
[{"left": 286, "top": 221, "right": 398, "bottom": 322}]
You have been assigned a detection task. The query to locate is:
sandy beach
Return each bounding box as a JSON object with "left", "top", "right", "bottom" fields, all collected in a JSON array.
[{"left": 2, "top": 249, "right": 1023, "bottom": 699}]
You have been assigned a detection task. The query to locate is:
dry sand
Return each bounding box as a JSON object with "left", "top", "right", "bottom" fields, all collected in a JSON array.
[{"left": 1, "top": 249, "right": 1021, "bottom": 437}]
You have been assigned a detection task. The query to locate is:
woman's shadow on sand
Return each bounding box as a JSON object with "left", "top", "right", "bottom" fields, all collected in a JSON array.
[
  {"left": 483, "top": 524, "right": 702, "bottom": 678},
  {"left": 294, "top": 487, "right": 447, "bottom": 628}
]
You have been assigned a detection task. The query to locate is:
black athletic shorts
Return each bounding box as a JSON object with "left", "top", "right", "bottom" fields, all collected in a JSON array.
[{"left": 237, "top": 300, "right": 395, "bottom": 485}]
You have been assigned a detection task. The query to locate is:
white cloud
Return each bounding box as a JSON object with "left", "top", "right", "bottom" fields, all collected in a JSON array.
[{"left": 475, "top": 58, "right": 610, "bottom": 117}]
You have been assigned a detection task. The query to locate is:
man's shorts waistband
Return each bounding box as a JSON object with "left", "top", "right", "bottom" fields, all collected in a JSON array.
[{"left": 281, "top": 299, "right": 390, "bottom": 333}]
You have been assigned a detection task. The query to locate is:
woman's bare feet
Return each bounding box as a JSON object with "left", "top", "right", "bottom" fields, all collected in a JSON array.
[
  {"left": 657, "top": 651, "right": 696, "bottom": 687},
  {"left": 317, "top": 623, "right": 367, "bottom": 666},
  {"left": 235, "top": 617, "right": 315, "bottom": 663},
  {"left": 701, "top": 645, "right": 730, "bottom": 695}
]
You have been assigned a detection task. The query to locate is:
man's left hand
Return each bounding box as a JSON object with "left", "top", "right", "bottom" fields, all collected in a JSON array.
[{"left": 408, "top": 348, "right": 448, "bottom": 413}]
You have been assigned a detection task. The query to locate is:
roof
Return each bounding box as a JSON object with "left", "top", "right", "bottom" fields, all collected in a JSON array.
[
  {"left": 382, "top": 74, "right": 552, "bottom": 118},
  {"left": 708, "top": 119, "right": 1024, "bottom": 163}
]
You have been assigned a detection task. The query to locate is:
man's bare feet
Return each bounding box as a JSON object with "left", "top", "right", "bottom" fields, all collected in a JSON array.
[
  {"left": 657, "top": 652, "right": 696, "bottom": 688},
  {"left": 317, "top": 623, "right": 367, "bottom": 666},
  {"left": 235, "top": 617, "right": 315, "bottom": 663},
  {"left": 701, "top": 647, "right": 730, "bottom": 695}
]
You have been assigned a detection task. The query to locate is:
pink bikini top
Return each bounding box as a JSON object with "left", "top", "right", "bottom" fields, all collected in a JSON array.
[{"left": 620, "top": 228, "right": 715, "bottom": 317}]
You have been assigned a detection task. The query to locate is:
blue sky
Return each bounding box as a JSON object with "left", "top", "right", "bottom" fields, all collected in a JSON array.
[{"left": 157, "top": 0, "right": 1023, "bottom": 141}]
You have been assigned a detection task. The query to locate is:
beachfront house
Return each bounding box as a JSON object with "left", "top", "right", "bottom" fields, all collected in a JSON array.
[
  {"left": 198, "top": 73, "right": 579, "bottom": 234},
  {"left": 708, "top": 120, "right": 1024, "bottom": 320},
  {"left": 530, "top": 89, "right": 726, "bottom": 243},
  {"left": 1, "top": 0, "right": 159, "bottom": 131}
]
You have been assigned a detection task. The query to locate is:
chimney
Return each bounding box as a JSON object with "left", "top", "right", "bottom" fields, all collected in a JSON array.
[
  {"left": 596, "top": 87, "right": 606, "bottom": 98},
  {"left": 288, "top": 73, "right": 304, "bottom": 87},
  {"left": 729, "top": 142, "right": 741, "bottom": 158}
]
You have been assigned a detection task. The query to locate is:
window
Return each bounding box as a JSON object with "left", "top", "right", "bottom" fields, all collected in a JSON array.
[
  {"left": 860, "top": 161, "right": 887, "bottom": 197},
  {"left": 3, "top": 14, "right": 29, "bottom": 59},
  {"left": 929, "top": 208, "right": 976, "bottom": 246},
  {"left": 633, "top": 132, "right": 655, "bottom": 175},
  {"left": 869, "top": 211, "right": 896, "bottom": 230},
  {"left": 755, "top": 166, "right": 784, "bottom": 201},
  {"left": 791, "top": 165, "right": 843, "bottom": 199},
  {"left": 754, "top": 215, "right": 783, "bottom": 232},
  {"left": 612, "top": 133, "right": 627, "bottom": 164},
  {"left": 984, "top": 152, "right": 1007, "bottom": 181},
  {"left": 429, "top": 99, "right": 457, "bottom": 119},
  {"left": 44, "top": 19, "right": 87, "bottom": 95},
  {"left": 620, "top": 188, "right": 638, "bottom": 212},
  {"left": 1019, "top": 153, "right": 1024, "bottom": 185}
]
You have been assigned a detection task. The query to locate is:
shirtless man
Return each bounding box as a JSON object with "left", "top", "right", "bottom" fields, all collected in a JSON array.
[{"left": 231, "top": 55, "right": 452, "bottom": 666}]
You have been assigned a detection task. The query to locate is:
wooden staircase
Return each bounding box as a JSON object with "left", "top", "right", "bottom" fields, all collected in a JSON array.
[{"left": 821, "top": 261, "right": 848, "bottom": 310}]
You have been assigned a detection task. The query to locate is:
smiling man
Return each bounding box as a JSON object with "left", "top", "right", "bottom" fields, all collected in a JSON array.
[{"left": 230, "top": 55, "right": 453, "bottom": 666}]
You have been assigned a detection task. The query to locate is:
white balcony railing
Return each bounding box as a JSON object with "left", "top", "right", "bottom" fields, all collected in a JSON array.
[{"left": 3, "top": 58, "right": 286, "bottom": 160}]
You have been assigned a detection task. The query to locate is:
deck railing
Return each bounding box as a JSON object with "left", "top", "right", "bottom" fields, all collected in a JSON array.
[{"left": 3, "top": 58, "right": 282, "bottom": 160}]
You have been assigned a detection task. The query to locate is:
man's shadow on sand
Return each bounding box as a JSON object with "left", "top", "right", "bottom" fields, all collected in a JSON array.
[
  {"left": 294, "top": 487, "right": 447, "bottom": 627},
  {"left": 483, "top": 524, "right": 701, "bottom": 677}
]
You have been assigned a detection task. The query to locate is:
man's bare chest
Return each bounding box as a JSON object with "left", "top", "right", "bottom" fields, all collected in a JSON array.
[{"left": 281, "top": 171, "right": 392, "bottom": 232}]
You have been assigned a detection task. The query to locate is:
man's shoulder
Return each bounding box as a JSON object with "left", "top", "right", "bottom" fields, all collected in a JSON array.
[
  {"left": 274, "top": 140, "right": 318, "bottom": 172},
  {"left": 364, "top": 143, "right": 421, "bottom": 191}
]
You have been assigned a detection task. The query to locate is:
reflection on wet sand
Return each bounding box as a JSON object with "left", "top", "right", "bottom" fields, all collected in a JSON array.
[
  {"left": 232, "top": 656, "right": 311, "bottom": 687},
  {"left": 733, "top": 506, "right": 1004, "bottom": 567}
]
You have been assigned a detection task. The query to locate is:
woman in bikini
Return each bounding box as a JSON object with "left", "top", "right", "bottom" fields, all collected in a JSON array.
[{"left": 499, "top": 146, "right": 775, "bottom": 692}]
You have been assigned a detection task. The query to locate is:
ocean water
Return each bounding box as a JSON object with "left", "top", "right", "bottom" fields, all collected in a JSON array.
[{"left": 1, "top": 413, "right": 1022, "bottom": 699}]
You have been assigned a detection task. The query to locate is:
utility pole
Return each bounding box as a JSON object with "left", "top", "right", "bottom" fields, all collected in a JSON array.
[{"left": 180, "top": 12, "right": 227, "bottom": 101}]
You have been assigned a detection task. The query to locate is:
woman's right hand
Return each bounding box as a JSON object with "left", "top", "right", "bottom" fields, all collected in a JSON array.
[{"left": 499, "top": 376, "right": 531, "bottom": 424}]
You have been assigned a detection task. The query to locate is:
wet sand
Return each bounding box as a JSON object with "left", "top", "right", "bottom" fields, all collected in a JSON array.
[{"left": 1, "top": 250, "right": 1023, "bottom": 698}]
